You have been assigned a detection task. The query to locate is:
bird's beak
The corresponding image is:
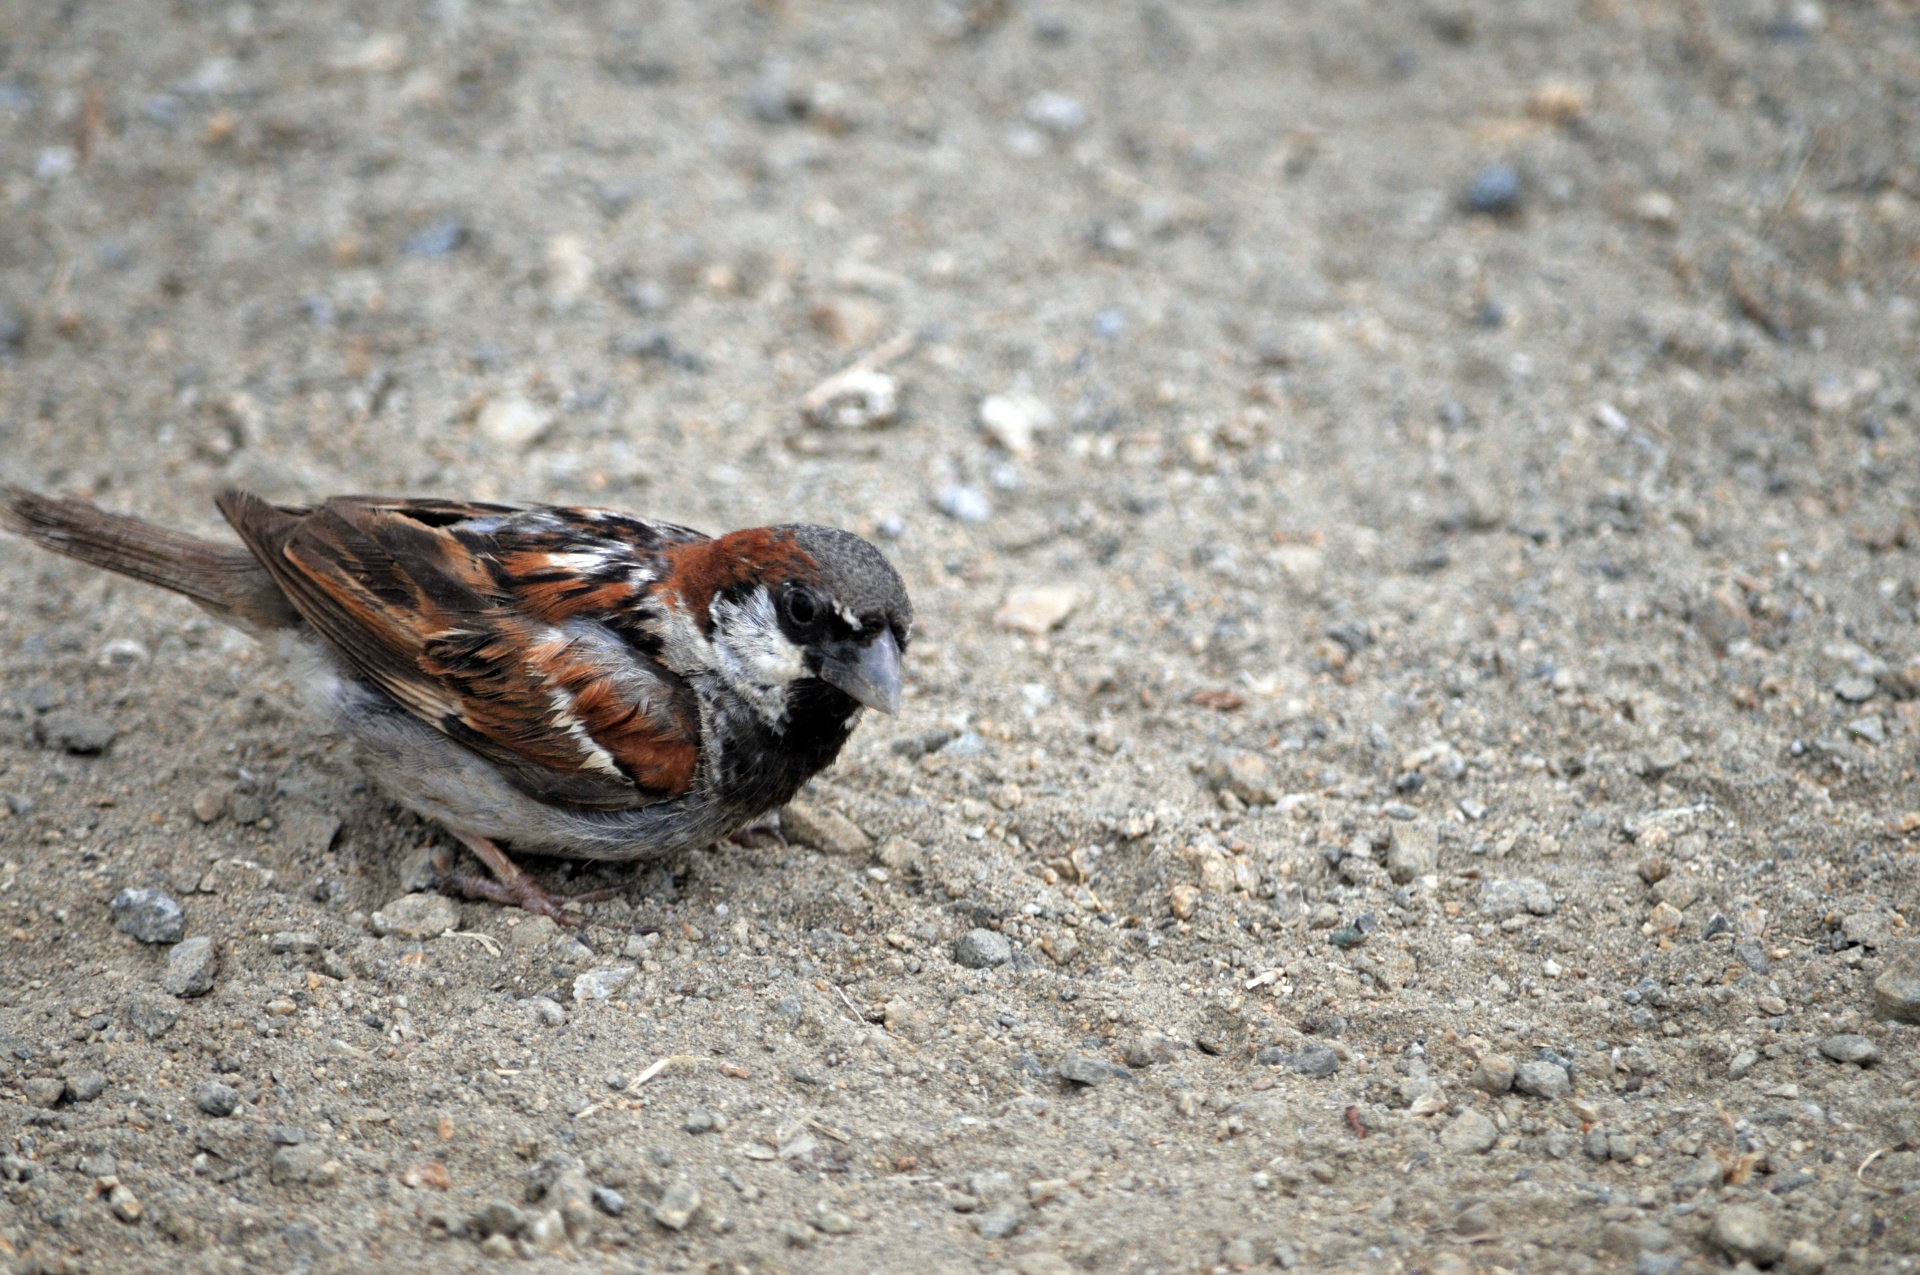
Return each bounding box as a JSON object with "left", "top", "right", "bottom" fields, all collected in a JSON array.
[{"left": 820, "top": 629, "right": 904, "bottom": 714}]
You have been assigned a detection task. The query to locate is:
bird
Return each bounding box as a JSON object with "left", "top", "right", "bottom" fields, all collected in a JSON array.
[{"left": 0, "top": 488, "right": 911, "bottom": 923}]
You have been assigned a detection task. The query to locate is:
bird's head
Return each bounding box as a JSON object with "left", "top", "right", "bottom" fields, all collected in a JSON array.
[{"left": 684, "top": 525, "right": 912, "bottom": 728}]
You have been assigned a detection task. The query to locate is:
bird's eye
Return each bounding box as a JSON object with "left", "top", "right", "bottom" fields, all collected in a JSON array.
[{"left": 784, "top": 589, "right": 818, "bottom": 627}]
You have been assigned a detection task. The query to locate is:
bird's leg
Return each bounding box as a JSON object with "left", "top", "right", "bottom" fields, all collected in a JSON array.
[
  {"left": 726, "top": 811, "right": 789, "bottom": 850},
  {"left": 443, "top": 831, "right": 623, "bottom": 927}
]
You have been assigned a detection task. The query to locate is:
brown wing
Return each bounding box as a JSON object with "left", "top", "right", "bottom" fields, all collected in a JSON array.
[{"left": 216, "top": 491, "right": 707, "bottom": 809}]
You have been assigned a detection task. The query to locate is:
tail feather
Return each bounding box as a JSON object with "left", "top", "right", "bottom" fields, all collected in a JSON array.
[{"left": 0, "top": 486, "right": 300, "bottom": 631}]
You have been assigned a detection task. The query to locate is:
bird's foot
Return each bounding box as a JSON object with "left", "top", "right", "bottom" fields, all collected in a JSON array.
[{"left": 442, "top": 832, "right": 623, "bottom": 928}]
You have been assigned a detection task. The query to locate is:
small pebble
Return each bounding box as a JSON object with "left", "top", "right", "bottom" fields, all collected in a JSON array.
[
  {"left": 524, "top": 997, "right": 567, "bottom": 1027},
  {"left": 64, "top": 1072, "right": 107, "bottom": 1103},
  {"left": 21, "top": 1077, "right": 64, "bottom": 1108},
  {"left": 110, "top": 888, "right": 186, "bottom": 944},
  {"left": 1816, "top": 1033, "right": 1880, "bottom": 1066},
  {"left": 1465, "top": 164, "right": 1523, "bottom": 215},
  {"left": 194, "top": 1080, "right": 241, "bottom": 1117},
  {"left": 371, "top": 893, "right": 459, "bottom": 938},
  {"left": 652, "top": 1180, "right": 701, "bottom": 1231},
  {"left": 1440, "top": 1109, "right": 1498, "bottom": 1155},
  {"left": 953, "top": 928, "right": 1012, "bottom": 969},
  {"left": 1833, "top": 674, "right": 1877, "bottom": 703},
  {"left": 106, "top": 1182, "right": 142, "bottom": 1223},
  {"left": 36, "top": 710, "right": 117, "bottom": 754},
  {"left": 974, "top": 1200, "right": 1027, "bottom": 1240},
  {"left": 1480, "top": 878, "right": 1555, "bottom": 919},
  {"left": 935, "top": 485, "right": 992, "bottom": 524},
  {"left": 160, "top": 936, "right": 219, "bottom": 997},
  {"left": 1710, "top": 1203, "right": 1783, "bottom": 1266},
  {"left": 592, "top": 1186, "right": 625, "bottom": 1216},
  {"left": 1056, "top": 1053, "right": 1124, "bottom": 1086},
  {"left": 1872, "top": 946, "right": 1920, "bottom": 1023},
  {"left": 1470, "top": 1053, "right": 1516, "bottom": 1094},
  {"left": 1514, "top": 1060, "right": 1571, "bottom": 1099}
]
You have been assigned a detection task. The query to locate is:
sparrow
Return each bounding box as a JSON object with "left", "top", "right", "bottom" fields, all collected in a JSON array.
[{"left": 0, "top": 488, "right": 911, "bottom": 923}]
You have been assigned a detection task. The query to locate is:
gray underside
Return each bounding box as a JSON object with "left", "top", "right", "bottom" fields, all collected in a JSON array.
[{"left": 312, "top": 651, "right": 746, "bottom": 861}]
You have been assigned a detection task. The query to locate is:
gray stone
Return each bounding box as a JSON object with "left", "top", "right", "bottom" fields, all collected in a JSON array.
[
  {"left": 36, "top": 710, "right": 116, "bottom": 754},
  {"left": 1513, "top": 1060, "right": 1571, "bottom": 1099},
  {"left": 21, "top": 1077, "right": 64, "bottom": 1108},
  {"left": 1817, "top": 1034, "right": 1881, "bottom": 1066},
  {"left": 1385, "top": 826, "right": 1437, "bottom": 883},
  {"left": 1479, "top": 877, "right": 1555, "bottom": 919},
  {"left": 1728, "top": 1048, "right": 1759, "bottom": 1080},
  {"left": 1709, "top": 1204, "right": 1783, "bottom": 1265},
  {"left": 1843, "top": 910, "right": 1896, "bottom": 949},
  {"left": 1873, "top": 943, "right": 1920, "bottom": 1024},
  {"left": 652, "top": 1180, "right": 700, "bottom": 1231},
  {"left": 371, "top": 893, "right": 459, "bottom": 938},
  {"left": 684, "top": 1107, "right": 717, "bottom": 1134},
  {"left": 1440, "top": 1109, "right": 1498, "bottom": 1155},
  {"left": 267, "top": 1124, "right": 307, "bottom": 1145},
  {"left": 572, "top": 965, "right": 636, "bottom": 1002},
  {"left": 194, "top": 1081, "right": 240, "bottom": 1117},
  {"left": 953, "top": 928, "right": 1012, "bottom": 969},
  {"left": 1470, "top": 1053, "right": 1516, "bottom": 1094},
  {"left": 1057, "top": 1053, "right": 1125, "bottom": 1086},
  {"left": 1287, "top": 1046, "right": 1339, "bottom": 1078},
  {"left": 592, "top": 1186, "right": 625, "bottom": 1216},
  {"left": 1834, "top": 674, "right": 1878, "bottom": 703},
  {"left": 110, "top": 887, "right": 185, "bottom": 944},
  {"left": 124, "top": 993, "right": 179, "bottom": 1038},
  {"left": 64, "top": 1071, "right": 107, "bottom": 1103},
  {"left": 160, "top": 936, "right": 218, "bottom": 997}
]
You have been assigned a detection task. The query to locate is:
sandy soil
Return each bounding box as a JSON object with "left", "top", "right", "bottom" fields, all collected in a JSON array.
[{"left": 1, "top": 2, "right": 1918, "bottom": 1273}]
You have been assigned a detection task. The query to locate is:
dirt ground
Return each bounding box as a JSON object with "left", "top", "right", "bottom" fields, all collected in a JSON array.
[{"left": 1, "top": 2, "right": 1918, "bottom": 1272}]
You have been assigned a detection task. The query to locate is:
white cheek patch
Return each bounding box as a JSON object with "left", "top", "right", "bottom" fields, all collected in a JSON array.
[
  {"left": 709, "top": 589, "right": 807, "bottom": 724},
  {"left": 834, "top": 602, "right": 862, "bottom": 632}
]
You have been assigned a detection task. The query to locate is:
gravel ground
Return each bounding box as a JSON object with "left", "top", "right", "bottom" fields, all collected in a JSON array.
[{"left": 2, "top": 2, "right": 1919, "bottom": 1273}]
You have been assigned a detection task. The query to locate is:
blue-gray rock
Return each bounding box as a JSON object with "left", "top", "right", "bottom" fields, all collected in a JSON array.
[
  {"left": 1465, "top": 165, "right": 1522, "bottom": 215},
  {"left": 592, "top": 1186, "right": 625, "bottom": 1216},
  {"left": 111, "top": 888, "right": 185, "bottom": 944},
  {"left": 953, "top": 928, "right": 1012, "bottom": 969},
  {"left": 400, "top": 218, "right": 467, "bottom": 257}
]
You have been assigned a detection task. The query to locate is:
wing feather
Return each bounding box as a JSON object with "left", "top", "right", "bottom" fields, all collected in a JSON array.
[{"left": 217, "top": 491, "right": 704, "bottom": 809}]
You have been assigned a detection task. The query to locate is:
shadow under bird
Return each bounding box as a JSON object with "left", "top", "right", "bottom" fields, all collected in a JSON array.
[{"left": 0, "top": 488, "right": 912, "bottom": 922}]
